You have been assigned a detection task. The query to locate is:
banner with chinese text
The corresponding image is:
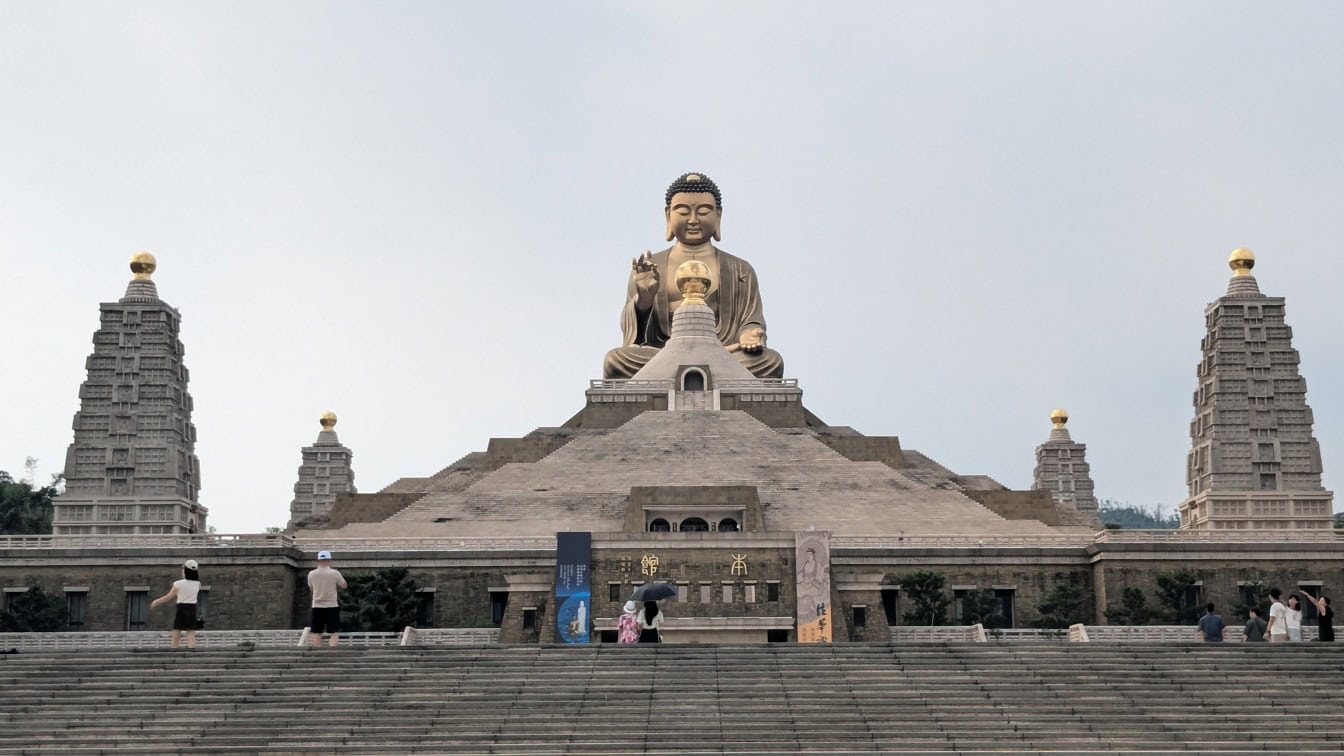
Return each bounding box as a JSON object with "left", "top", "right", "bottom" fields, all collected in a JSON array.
[
  {"left": 795, "top": 531, "right": 832, "bottom": 643},
  {"left": 554, "top": 531, "right": 591, "bottom": 643}
]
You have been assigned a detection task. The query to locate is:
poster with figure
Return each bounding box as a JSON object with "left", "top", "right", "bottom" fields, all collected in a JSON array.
[
  {"left": 795, "top": 531, "right": 832, "bottom": 643},
  {"left": 554, "top": 532, "right": 592, "bottom": 643}
]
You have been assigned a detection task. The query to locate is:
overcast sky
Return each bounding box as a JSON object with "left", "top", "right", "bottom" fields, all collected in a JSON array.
[{"left": 2, "top": 3, "right": 1342, "bottom": 532}]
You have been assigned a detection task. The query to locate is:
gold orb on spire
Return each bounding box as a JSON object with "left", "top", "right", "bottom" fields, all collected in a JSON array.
[
  {"left": 129, "top": 251, "right": 157, "bottom": 280},
  {"left": 1050, "top": 408, "right": 1069, "bottom": 429},
  {"left": 674, "top": 259, "right": 712, "bottom": 305},
  {"left": 1228, "top": 247, "right": 1255, "bottom": 277},
  {"left": 319, "top": 411, "right": 337, "bottom": 430}
]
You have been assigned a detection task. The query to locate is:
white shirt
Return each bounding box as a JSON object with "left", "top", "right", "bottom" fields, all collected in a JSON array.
[
  {"left": 174, "top": 579, "right": 201, "bottom": 605},
  {"left": 1286, "top": 607, "right": 1303, "bottom": 630},
  {"left": 1269, "top": 602, "right": 1288, "bottom": 635}
]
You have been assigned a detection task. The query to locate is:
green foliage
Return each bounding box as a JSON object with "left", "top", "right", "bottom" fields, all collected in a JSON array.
[
  {"left": 342, "top": 567, "right": 423, "bottom": 632},
  {"left": 0, "top": 466, "right": 59, "bottom": 535},
  {"left": 959, "top": 588, "right": 1005, "bottom": 629},
  {"left": 0, "top": 585, "right": 66, "bottom": 632},
  {"left": 1106, "top": 586, "right": 1159, "bottom": 625},
  {"left": 1035, "top": 582, "right": 1088, "bottom": 629},
  {"left": 1097, "top": 499, "right": 1179, "bottom": 530},
  {"left": 897, "top": 571, "right": 949, "bottom": 626},
  {"left": 1154, "top": 569, "right": 1202, "bottom": 624},
  {"left": 1230, "top": 579, "right": 1271, "bottom": 620}
]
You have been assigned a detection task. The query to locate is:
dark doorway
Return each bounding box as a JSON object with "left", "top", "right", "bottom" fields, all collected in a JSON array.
[
  {"left": 680, "top": 517, "right": 710, "bottom": 532},
  {"left": 881, "top": 588, "right": 899, "bottom": 625}
]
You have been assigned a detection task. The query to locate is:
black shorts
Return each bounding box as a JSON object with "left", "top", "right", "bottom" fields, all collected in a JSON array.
[
  {"left": 173, "top": 603, "right": 198, "bottom": 631},
  {"left": 310, "top": 607, "right": 342, "bottom": 634}
]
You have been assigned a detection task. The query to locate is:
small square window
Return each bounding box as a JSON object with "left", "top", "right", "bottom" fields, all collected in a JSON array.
[
  {"left": 608, "top": 583, "right": 622, "bottom": 602},
  {"left": 852, "top": 606, "right": 867, "bottom": 628},
  {"left": 723, "top": 585, "right": 734, "bottom": 603},
  {"left": 522, "top": 608, "right": 537, "bottom": 631},
  {"left": 767, "top": 583, "right": 780, "bottom": 602}
]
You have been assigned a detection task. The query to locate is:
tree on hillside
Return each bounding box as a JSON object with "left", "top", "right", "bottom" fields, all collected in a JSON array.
[
  {"left": 896, "top": 571, "right": 949, "bottom": 626},
  {"left": 0, "top": 460, "right": 60, "bottom": 535},
  {"left": 342, "top": 567, "right": 424, "bottom": 632},
  {"left": 1097, "top": 499, "right": 1179, "bottom": 530},
  {"left": 1035, "top": 583, "right": 1088, "bottom": 629},
  {"left": 0, "top": 586, "right": 66, "bottom": 632}
]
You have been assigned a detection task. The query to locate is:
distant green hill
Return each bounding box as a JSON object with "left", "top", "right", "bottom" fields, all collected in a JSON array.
[{"left": 1098, "top": 500, "right": 1179, "bottom": 529}]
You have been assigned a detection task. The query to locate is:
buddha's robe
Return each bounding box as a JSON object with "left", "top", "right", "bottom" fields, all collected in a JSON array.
[{"left": 603, "top": 246, "right": 784, "bottom": 379}]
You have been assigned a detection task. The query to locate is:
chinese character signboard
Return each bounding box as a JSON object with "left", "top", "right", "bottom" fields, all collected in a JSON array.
[
  {"left": 795, "top": 531, "right": 832, "bottom": 643},
  {"left": 554, "top": 532, "right": 592, "bottom": 644}
]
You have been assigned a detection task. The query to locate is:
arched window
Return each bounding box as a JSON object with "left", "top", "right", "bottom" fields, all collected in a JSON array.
[
  {"left": 718, "top": 518, "right": 739, "bottom": 532},
  {"left": 682, "top": 369, "right": 706, "bottom": 391},
  {"left": 680, "top": 517, "right": 710, "bottom": 532},
  {"left": 648, "top": 518, "right": 671, "bottom": 532}
]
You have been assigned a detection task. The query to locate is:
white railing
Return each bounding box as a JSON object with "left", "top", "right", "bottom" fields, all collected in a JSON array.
[
  {"left": 716, "top": 379, "right": 800, "bottom": 390},
  {"left": 1077, "top": 624, "right": 1319, "bottom": 643},
  {"left": 0, "top": 533, "right": 295, "bottom": 549},
  {"left": 888, "top": 625, "right": 986, "bottom": 642},
  {"left": 0, "top": 629, "right": 301, "bottom": 650},
  {"left": 291, "top": 536, "right": 556, "bottom": 551},
  {"left": 399, "top": 627, "right": 501, "bottom": 646},
  {"left": 834, "top": 534, "right": 1094, "bottom": 548},
  {"left": 2, "top": 530, "right": 1339, "bottom": 551},
  {"left": 1091, "top": 529, "right": 1342, "bottom": 544},
  {"left": 984, "top": 627, "right": 1071, "bottom": 642},
  {"left": 588, "top": 379, "right": 674, "bottom": 391}
]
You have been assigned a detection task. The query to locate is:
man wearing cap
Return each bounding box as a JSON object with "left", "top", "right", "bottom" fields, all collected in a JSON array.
[
  {"left": 151, "top": 559, "right": 202, "bottom": 649},
  {"left": 307, "top": 551, "right": 348, "bottom": 647}
]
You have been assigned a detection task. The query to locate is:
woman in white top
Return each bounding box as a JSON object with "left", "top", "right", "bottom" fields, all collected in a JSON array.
[
  {"left": 637, "top": 601, "right": 663, "bottom": 644},
  {"left": 151, "top": 559, "right": 202, "bottom": 649},
  {"left": 1285, "top": 595, "right": 1304, "bottom": 642}
]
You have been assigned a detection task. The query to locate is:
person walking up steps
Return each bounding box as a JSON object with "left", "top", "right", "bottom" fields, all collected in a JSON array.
[
  {"left": 150, "top": 559, "right": 202, "bottom": 649},
  {"left": 307, "top": 550, "right": 347, "bottom": 647}
]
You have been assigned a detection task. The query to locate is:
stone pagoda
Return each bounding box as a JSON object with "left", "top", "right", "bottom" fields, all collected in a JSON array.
[
  {"left": 53, "top": 252, "right": 206, "bottom": 535},
  {"left": 1032, "top": 409, "right": 1099, "bottom": 522},
  {"left": 287, "top": 411, "right": 357, "bottom": 528},
  {"left": 1179, "top": 248, "right": 1333, "bottom": 530}
]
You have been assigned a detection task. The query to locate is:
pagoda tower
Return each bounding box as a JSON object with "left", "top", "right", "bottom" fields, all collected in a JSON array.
[
  {"left": 288, "top": 411, "right": 357, "bottom": 528},
  {"left": 53, "top": 253, "right": 206, "bottom": 535},
  {"left": 1031, "top": 409, "right": 1099, "bottom": 520},
  {"left": 1178, "top": 248, "right": 1333, "bottom": 530}
]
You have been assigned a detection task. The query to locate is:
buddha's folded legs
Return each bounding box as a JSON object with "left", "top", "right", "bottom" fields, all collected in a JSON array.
[{"left": 603, "top": 345, "right": 783, "bottom": 380}]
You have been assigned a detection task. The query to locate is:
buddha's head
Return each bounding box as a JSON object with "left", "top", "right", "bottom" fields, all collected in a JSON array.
[{"left": 664, "top": 172, "right": 722, "bottom": 244}]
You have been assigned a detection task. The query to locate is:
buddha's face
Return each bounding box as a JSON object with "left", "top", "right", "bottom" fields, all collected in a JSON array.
[{"left": 665, "top": 191, "right": 721, "bottom": 244}]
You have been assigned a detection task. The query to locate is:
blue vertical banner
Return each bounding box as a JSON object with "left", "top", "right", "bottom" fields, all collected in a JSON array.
[{"left": 554, "top": 531, "right": 592, "bottom": 644}]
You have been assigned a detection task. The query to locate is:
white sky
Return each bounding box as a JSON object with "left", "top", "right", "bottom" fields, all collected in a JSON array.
[{"left": 2, "top": 3, "right": 1342, "bottom": 532}]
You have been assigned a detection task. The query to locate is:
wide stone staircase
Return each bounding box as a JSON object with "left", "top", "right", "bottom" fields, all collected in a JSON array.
[{"left": 2, "top": 642, "right": 1343, "bottom": 754}]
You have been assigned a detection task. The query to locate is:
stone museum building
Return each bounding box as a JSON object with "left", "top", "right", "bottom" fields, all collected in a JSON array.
[{"left": 1, "top": 175, "right": 1338, "bottom": 642}]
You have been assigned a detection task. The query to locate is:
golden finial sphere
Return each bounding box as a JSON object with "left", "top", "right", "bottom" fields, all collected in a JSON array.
[
  {"left": 1228, "top": 247, "right": 1255, "bottom": 276},
  {"left": 129, "top": 251, "right": 157, "bottom": 280},
  {"left": 319, "top": 411, "right": 337, "bottom": 430},
  {"left": 675, "top": 260, "right": 712, "bottom": 304},
  {"left": 1050, "top": 408, "right": 1069, "bottom": 428}
]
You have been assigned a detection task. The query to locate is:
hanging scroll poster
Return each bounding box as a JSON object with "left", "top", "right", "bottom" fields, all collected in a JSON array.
[
  {"left": 795, "top": 531, "right": 832, "bottom": 643},
  {"left": 554, "top": 531, "right": 592, "bottom": 644}
]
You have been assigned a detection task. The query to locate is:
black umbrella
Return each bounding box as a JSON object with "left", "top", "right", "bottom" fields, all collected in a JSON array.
[{"left": 630, "top": 582, "right": 677, "bottom": 602}]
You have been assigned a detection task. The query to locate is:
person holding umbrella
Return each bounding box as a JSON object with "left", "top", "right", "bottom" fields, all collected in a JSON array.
[{"left": 631, "top": 583, "right": 676, "bottom": 644}]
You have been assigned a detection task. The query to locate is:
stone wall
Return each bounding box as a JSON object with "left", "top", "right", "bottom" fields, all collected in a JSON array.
[
  {"left": 590, "top": 541, "right": 797, "bottom": 631},
  {"left": 0, "top": 548, "right": 298, "bottom": 631},
  {"left": 964, "top": 490, "right": 1061, "bottom": 526},
  {"left": 320, "top": 492, "right": 424, "bottom": 529}
]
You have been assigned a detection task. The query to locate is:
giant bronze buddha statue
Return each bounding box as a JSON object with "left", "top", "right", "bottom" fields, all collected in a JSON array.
[{"left": 603, "top": 173, "right": 784, "bottom": 379}]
